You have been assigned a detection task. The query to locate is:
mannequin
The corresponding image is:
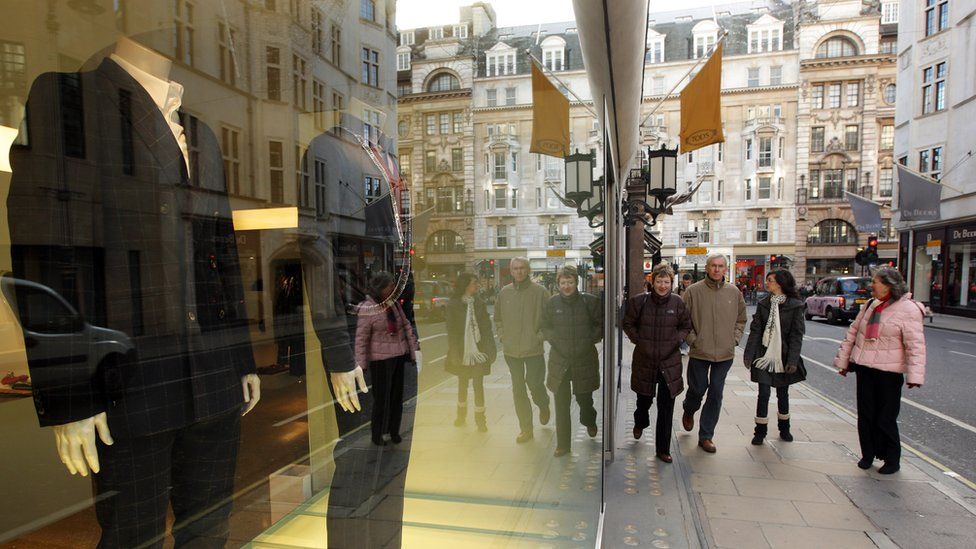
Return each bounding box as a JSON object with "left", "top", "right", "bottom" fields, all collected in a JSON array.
[{"left": 8, "top": 36, "right": 259, "bottom": 547}]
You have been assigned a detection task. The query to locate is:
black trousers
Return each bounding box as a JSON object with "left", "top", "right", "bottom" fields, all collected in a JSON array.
[
  {"left": 458, "top": 374, "right": 486, "bottom": 407},
  {"left": 369, "top": 354, "right": 408, "bottom": 440},
  {"left": 504, "top": 354, "right": 550, "bottom": 432},
  {"left": 634, "top": 372, "right": 674, "bottom": 454},
  {"left": 554, "top": 375, "right": 597, "bottom": 451},
  {"left": 93, "top": 410, "right": 241, "bottom": 549},
  {"left": 854, "top": 364, "right": 903, "bottom": 464},
  {"left": 326, "top": 357, "right": 417, "bottom": 549},
  {"left": 756, "top": 383, "right": 790, "bottom": 419}
]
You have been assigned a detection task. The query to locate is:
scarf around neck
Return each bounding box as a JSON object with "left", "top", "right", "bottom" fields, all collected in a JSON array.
[
  {"left": 462, "top": 295, "right": 487, "bottom": 366},
  {"left": 865, "top": 294, "right": 893, "bottom": 340},
  {"left": 754, "top": 294, "right": 787, "bottom": 373}
]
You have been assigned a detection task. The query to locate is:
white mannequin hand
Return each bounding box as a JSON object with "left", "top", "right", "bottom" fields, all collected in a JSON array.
[
  {"left": 330, "top": 366, "right": 368, "bottom": 413},
  {"left": 52, "top": 412, "right": 113, "bottom": 477},
  {"left": 242, "top": 374, "right": 261, "bottom": 416},
  {"left": 414, "top": 350, "right": 423, "bottom": 374}
]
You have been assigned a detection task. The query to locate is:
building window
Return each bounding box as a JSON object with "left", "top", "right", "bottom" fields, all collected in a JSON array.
[
  {"left": 312, "top": 80, "right": 326, "bottom": 129},
  {"left": 494, "top": 188, "right": 507, "bottom": 209},
  {"left": 880, "top": 125, "right": 894, "bottom": 150},
  {"left": 745, "top": 138, "right": 753, "bottom": 161},
  {"left": 828, "top": 83, "right": 841, "bottom": 108},
  {"left": 536, "top": 188, "right": 543, "bottom": 208},
  {"left": 922, "top": 62, "right": 947, "bottom": 114},
  {"left": 493, "top": 151, "right": 506, "bottom": 179},
  {"left": 453, "top": 24, "right": 468, "bottom": 38},
  {"left": 652, "top": 76, "right": 665, "bottom": 95},
  {"left": 314, "top": 158, "right": 327, "bottom": 216},
  {"left": 747, "top": 67, "right": 760, "bottom": 87},
  {"left": 425, "top": 114, "right": 435, "bottom": 135},
  {"left": 361, "top": 47, "right": 379, "bottom": 86},
  {"left": 429, "top": 27, "right": 444, "bottom": 40},
  {"left": 331, "top": 91, "right": 344, "bottom": 128},
  {"left": 174, "top": 0, "right": 194, "bottom": 66},
  {"left": 717, "top": 142, "right": 724, "bottom": 162},
  {"left": 749, "top": 27, "right": 782, "bottom": 53},
  {"left": 812, "top": 84, "right": 824, "bottom": 109},
  {"left": 777, "top": 177, "right": 784, "bottom": 200},
  {"left": 295, "top": 145, "right": 309, "bottom": 207},
  {"left": 331, "top": 23, "right": 342, "bottom": 67},
  {"left": 397, "top": 51, "right": 410, "bottom": 71},
  {"left": 699, "top": 180, "right": 712, "bottom": 203},
  {"left": 845, "top": 125, "right": 859, "bottom": 151},
  {"left": 486, "top": 88, "right": 497, "bottom": 106},
  {"left": 428, "top": 72, "right": 460, "bottom": 92},
  {"left": 505, "top": 87, "right": 516, "bottom": 105},
  {"left": 269, "top": 140, "right": 284, "bottom": 203},
  {"left": 699, "top": 219, "right": 711, "bottom": 243},
  {"left": 453, "top": 112, "right": 463, "bottom": 133},
  {"left": 811, "top": 126, "right": 825, "bottom": 152},
  {"left": 364, "top": 176, "right": 382, "bottom": 204},
  {"left": 778, "top": 136, "right": 785, "bottom": 159},
  {"left": 884, "top": 84, "right": 896, "bottom": 104},
  {"left": 758, "top": 137, "right": 772, "bottom": 167},
  {"left": 769, "top": 65, "right": 782, "bottom": 85},
  {"left": 920, "top": 146, "right": 943, "bottom": 179},
  {"left": 312, "top": 9, "right": 324, "bottom": 54},
  {"left": 543, "top": 48, "right": 564, "bottom": 71},
  {"left": 758, "top": 177, "right": 772, "bottom": 200},
  {"left": 756, "top": 218, "right": 769, "bottom": 242},
  {"left": 425, "top": 150, "right": 436, "bottom": 172},
  {"left": 511, "top": 188, "right": 519, "bottom": 209},
  {"left": 510, "top": 151, "right": 519, "bottom": 174},
  {"left": 266, "top": 46, "right": 281, "bottom": 100},
  {"left": 716, "top": 180, "right": 724, "bottom": 202},
  {"left": 360, "top": 0, "right": 375, "bottom": 21},
  {"left": 221, "top": 127, "right": 241, "bottom": 195},
  {"left": 486, "top": 51, "right": 517, "bottom": 76},
  {"left": 846, "top": 81, "right": 860, "bottom": 107},
  {"left": 815, "top": 36, "right": 858, "bottom": 58},
  {"left": 292, "top": 54, "right": 307, "bottom": 109},
  {"left": 647, "top": 37, "right": 664, "bottom": 64},
  {"left": 400, "top": 31, "right": 415, "bottom": 46},
  {"left": 452, "top": 148, "right": 462, "bottom": 171},
  {"left": 846, "top": 168, "right": 859, "bottom": 193},
  {"left": 439, "top": 113, "right": 450, "bottom": 134},
  {"left": 399, "top": 150, "right": 411, "bottom": 177},
  {"left": 879, "top": 167, "right": 893, "bottom": 197},
  {"left": 745, "top": 178, "right": 753, "bottom": 201},
  {"left": 429, "top": 230, "right": 465, "bottom": 253},
  {"left": 925, "top": 0, "right": 949, "bottom": 37},
  {"left": 496, "top": 225, "right": 508, "bottom": 248},
  {"left": 694, "top": 33, "right": 716, "bottom": 59},
  {"left": 363, "top": 109, "right": 380, "bottom": 143},
  {"left": 881, "top": 1, "right": 899, "bottom": 24},
  {"left": 808, "top": 219, "right": 857, "bottom": 244},
  {"left": 217, "top": 22, "right": 237, "bottom": 86}
]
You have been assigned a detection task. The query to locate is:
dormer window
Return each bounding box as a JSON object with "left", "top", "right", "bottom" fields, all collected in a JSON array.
[
  {"left": 747, "top": 15, "right": 784, "bottom": 53},
  {"left": 692, "top": 20, "right": 719, "bottom": 59},
  {"left": 429, "top": 27, "right": 444, "bottom": 40},
  {"left": 541, "top": 36, "right": 566, "bottom": 71},
  {"left": 400, "top": 31, "right": 415, "bottom": 46},
  {"left": 646, "top": 31, "right": 665, "bottom": 64},
  {"left": 486, "top": 43, "right": 517, "bottom": 76},
  {"left": 453, "top": 24, "right": 468, "bottom": 39}
]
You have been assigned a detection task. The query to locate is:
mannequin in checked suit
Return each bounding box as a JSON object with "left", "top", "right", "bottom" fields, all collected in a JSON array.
[{"left": 7, "top": 37, "right": 259, "bottom": 548}]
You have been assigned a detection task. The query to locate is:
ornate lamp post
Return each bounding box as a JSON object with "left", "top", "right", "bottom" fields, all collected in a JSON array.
[{"left": 622, "top": 145, "right": 677, "bottom": 226}]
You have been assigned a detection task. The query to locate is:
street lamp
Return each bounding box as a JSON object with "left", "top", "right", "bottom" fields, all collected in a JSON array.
[
  {"left": 622, "top": 144, "right": 677, "bottom": 226},
  {"left": 577, "top": 177, "right": 605, "bottom": 228},
  {"left": 564, "top": 150, "right": 595, "bottom": 205}
]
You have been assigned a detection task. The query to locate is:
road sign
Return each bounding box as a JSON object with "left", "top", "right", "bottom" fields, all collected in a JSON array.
[
  {"left": 685, "top": 246, "right": 708, "bottom": 265},
  {"left": 678, "top": 231, "right": 700, "bottom": 247},
  {"left": 686, "top": 246, "right": 708, "bottom": 256},
  {"left": 643, "top": 260, "right": 653, "bottom": 271},
  {"left": 553, "top": 234, "right": 573, "bottom": 249},
  {"left": 547, "top": 249, "right": 566, "bottom": 257}
]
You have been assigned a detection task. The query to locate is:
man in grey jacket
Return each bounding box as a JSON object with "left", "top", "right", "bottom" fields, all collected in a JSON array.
[
  {"left": 680, "top": 254, "right": 747, "bottom": 453},
  {"left": 495, "top": 257, "right": 551, "bottom": 443}
]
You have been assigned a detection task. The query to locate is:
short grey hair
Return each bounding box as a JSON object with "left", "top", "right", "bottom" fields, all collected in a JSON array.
[
  {"left": 510, "top": 257, "right": 530, "bottom": 270},
  {"left": 705, "top": 253, "right": 728, "bottom": 268},
  {"left": 872, "top": 266, "right": 909, "bottom": 300}
]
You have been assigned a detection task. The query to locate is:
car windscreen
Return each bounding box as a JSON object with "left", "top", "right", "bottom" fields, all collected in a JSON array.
[{"left": 839, "top": 278, "right": 871, "bottom": 294}]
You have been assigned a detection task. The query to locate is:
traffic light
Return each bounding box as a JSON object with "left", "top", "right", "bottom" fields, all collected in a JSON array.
[
  {"left": 867, "top": 236, "right": 879, "bottom": 249},
  {"left": 409, "top": 246, "right": 416, "bottom": 256},
  {"left": 866, "top": 235, "right": 879, "bottom": 265},
  {"left": 489, "top": 259, "right": 495, "bottom": 267}
]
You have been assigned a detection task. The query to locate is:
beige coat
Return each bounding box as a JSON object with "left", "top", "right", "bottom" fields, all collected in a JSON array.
[
  {"left": 681, "top": 277, "right": 747, "bottom": 362},
  {"left": 494, "top": 280, "right": 549, "bottom": 358}
]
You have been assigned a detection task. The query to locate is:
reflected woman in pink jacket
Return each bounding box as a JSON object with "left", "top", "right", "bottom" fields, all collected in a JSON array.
[{"left": 834, "top": 267, "right": 926, "bottom": 474}]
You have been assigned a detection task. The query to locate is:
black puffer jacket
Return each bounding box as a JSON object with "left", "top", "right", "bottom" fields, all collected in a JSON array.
[
  {"left": 744, "top": 296, "right": 807, "bottom": 387},
  {"left": 445, "top": 297, "right": 496, "bottom": 377},
  {"left": 622, "top": 291, "right": 692, "bottom": 398},
  {"left": 542, "top": 291, "right": 603, "bottom": 394}
]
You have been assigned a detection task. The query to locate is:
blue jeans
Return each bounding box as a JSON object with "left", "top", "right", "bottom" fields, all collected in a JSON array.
[{"left": 682, "top": 358, "right": 733, "bottom": 441}]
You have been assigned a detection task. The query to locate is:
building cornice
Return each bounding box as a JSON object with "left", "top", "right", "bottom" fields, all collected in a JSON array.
[
  {"left": 398, "top": 89, "right": 473, "bottom": 103},
  {"left": 800, "top": 55, "right": 896, "bottom": 69}
]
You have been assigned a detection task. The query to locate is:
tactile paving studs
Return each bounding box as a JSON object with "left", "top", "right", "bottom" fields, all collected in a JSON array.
[
  {"left": 654, "top": 528, "right": 669, "bottom": 537},
  {"left": 543, "top": 530, "right": 559, "bottom": 539},
  {"left": 572, "top": 532, "right": 587, "bottom": 542},
  {"left": 652, "top": 540, "right": 671, "bottom": 548},
  {"left": 623, "top": 536, "right": 641, "bottom": 546},
  {"left": 624, "top": 487, "right": 638, "bottom": 494},
  {"left": 575, "top": 521, "right": 588, "bottom": 530},
  {"left": 624, "top": 525, "right": 638, "bottom": 534}
]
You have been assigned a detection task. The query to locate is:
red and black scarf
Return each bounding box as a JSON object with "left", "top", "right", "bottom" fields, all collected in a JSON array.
[{"left": 864, "top": 294, "right": 893, "bottom": 340}]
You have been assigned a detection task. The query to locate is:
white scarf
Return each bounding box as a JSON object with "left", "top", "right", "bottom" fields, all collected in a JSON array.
[
  {"left": 754, "top": 294, "right": 786, "bottom": 373},
  {"left": 462, "top": 296, "right": 487, "bottom": 366}
]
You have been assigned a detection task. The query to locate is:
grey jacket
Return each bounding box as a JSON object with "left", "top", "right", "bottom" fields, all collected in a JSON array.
[{"left": 494, "top": 280, "right": 549, "bottom": 358}]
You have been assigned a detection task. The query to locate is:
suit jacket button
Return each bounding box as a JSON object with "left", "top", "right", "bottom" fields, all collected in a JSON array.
[{"left": 188, "top": 312, "right": 196, "bottom": 321}]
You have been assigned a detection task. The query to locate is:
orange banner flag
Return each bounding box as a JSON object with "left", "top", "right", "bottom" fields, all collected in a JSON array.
[
  {"left": 530, "top": 63, "right": 569, "bottom": 158},
  {"left": 680, "top": 43, "right": 725, "bottom": 154}
]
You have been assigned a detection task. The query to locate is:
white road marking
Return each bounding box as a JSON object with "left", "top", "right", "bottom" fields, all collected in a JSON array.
[
  {"left": 802, "top": 354, "right": 976, "bottom": 436},
  {"left": 805, "top": 336, "right": 844, "bottom": 344},
  {"left": 947, "top": 339, "right": 976, "bottom": 346},
  {"left": 949, "top": 350, "right": 976, "bottom": 359},
  {"left": 419, "top": 333, "right": 447, "bottom": 343}
]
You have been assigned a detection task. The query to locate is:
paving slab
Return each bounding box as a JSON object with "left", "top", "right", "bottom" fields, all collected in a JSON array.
[
  {"left": 760, "top": 524, "right": 879, "bottom": 549},
  {"left": 707, "top": 518, "right": 770, "bottom": 549},
  {"left": 700, "top": 493, "right": 806, "bottom": 525}
]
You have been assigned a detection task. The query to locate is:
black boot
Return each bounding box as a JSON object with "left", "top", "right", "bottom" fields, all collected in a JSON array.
[
  {"left": 778, "top": 414, "right": 793, "bottom": 442},
  {"left": 454, "top": 402, "right": 467, "bottom": 427},
  {"left": 751, "top": 419, "right": 768, "bottom": 445},
  {"left": 474, "top": 406, "right": 488, "bottom": 432}
]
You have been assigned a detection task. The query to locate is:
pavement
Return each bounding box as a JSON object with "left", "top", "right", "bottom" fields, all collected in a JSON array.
[
  {"left": 603, "top": 338, "right": 976, "bottom": 549},
  {"left": 922, "top": 311, "right": 976, "bottom": 334}
]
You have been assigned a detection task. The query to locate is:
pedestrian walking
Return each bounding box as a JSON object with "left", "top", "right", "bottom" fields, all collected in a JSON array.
[
  {"left": 355, "top": 271, "right": 419, "bottom": 446},
  {"left": 495, "top": 257, "right": 551, "bottom": 443},
  {"left": 680, "top": 253, "right": 747, "bottom": 453},
  {"left": 622, "top": 263, "right": 693, "bottom": 463},
  {"left": 542, "top": 266, "right": 603, "bottom": 457},
  {"left": 743, "top": 269, "right": 807, "bottom": 445},
  {"left": 446, "top": 273, "right": 497, "bottom": 432},
  {"left": 834, "top": 267, "right": 925, "bottom": 474},
  {"left": 677, "top": 273, "right": 693, "bottom": 296}
]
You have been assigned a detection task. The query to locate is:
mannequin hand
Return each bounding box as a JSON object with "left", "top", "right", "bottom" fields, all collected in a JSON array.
[
  {"left": 52, "top": 412, "right": 113, "bottom": 477},
  {"left": 330, "top": 366, "right": 368, "bottom": 413},
  {"left": 414, "top": 350, "right": 423, "bottom": 373},
  {"left": 242, "top": 374, "right": 261, "bottom": 416}
]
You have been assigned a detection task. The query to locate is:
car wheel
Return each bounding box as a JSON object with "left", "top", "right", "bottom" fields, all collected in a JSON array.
[
  {"left": 805, "top": 312, "right": 813, "bottom": 321},
  {"left": 826, "top": 307, "right": 838, "bottom": 324}
]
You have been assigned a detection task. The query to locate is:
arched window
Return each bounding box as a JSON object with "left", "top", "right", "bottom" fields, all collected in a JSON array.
[
  {"left": 815, "top": 36, "right": 858, "bottom": 59},
  {"left": 808, "top": 219, "right": 857, "bottom": 245},
  {"left": 427, "top": 230, "right": 466, "bottom": 253},
  {"left": 427, "top": 72, "right": 460, "bottom": 92}
]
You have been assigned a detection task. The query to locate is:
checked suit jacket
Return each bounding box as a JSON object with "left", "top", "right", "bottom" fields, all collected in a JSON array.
[{"left": 7, "top": 57, "right": 256, "bottom": 440}]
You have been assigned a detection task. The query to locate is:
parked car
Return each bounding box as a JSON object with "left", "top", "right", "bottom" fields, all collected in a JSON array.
[
  {"left": 804, "top": 276, "right": 872, "bottom": 323},
  {"left": 414, "top": 280, "right": 451, "bottom": 321}
]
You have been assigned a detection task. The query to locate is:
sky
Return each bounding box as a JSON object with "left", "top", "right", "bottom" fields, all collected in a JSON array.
[{"left": 396, "top": 0, "right": 747, "bottom": 29}]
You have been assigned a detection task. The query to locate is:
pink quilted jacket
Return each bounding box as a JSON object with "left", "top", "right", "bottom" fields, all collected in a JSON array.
[
  {"left": 354, "top": 298, "right": 419, "bottom": 368},
  {"left": 833, "top": 293, "right": 926, "bottom": 385}
]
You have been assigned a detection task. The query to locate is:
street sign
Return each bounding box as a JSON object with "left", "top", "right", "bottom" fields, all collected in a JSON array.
[
  {"left": 686, "top": 247, "right": 708, "bottom": 256},
  {"left": 553, "top": 234, "right": 573, "bottom": 249},
  {"left": 678, "top": 231, "right": 700, "bottom": 247},
  {"left": 547, "top": 249, "right": 566, "bottom": 257},
  {"left": 685, "top": 246, "right": 708, "bottom": 265},
  {"left": 643, "top": 260, "right": 653, "bottom": 271}
]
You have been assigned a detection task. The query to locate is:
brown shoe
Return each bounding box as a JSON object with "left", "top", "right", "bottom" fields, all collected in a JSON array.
[
  {"left": 633, "top": 427, "right": 643, "bottom": 439},
  {"left": 698, "top": 439, "right": 716, "bottom": 453},
  {"left": 539, "top": 406, "right": 551, "bottom": 426},
  {"left": 682, "top": 412, "right": 694, "bottom": 432},
  {"left": 656, "top": 452, "right": 673, "bottom": 463},
  {"left": 516, "top": 431, "right": 534, "bottom": 444},
  {"left": 587, "top": 424, "right": 598, "bottom": 438},
  {"left": 553, "top": 447, "right": 570, "bottom": 457}
]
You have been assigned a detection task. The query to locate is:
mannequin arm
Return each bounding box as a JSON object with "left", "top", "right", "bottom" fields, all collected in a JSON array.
[
  {"left": 330, "top": 366, "right": 368, "bottom": 413},
  {"left": 51, "top": 412, "right": 114, "bottom": 476},
  {"left": 242, "top": 374, "right": 261, "bottom": 416}
]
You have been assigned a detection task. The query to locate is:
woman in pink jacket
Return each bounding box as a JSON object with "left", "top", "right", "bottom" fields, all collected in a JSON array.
[
  {"left": 834, "top": 267, "right": 926, "bottom": 474},
  {"left": 355, "top": 271, "right": 419, "bottom": 446}
]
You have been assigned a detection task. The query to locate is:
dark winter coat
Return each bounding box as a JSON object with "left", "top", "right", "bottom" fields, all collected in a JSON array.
[
  {"left": 542, "top": 291, "right": 603, "bottom": 394},
  {"left": 622, "top": 291, "right": 693, "bottom": 399},
  {"left": 445, "top": 297, "right": 496, "bottom": 377},
  {"left": 744, "top": 296, "right": 807, "bottom": 387}
]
